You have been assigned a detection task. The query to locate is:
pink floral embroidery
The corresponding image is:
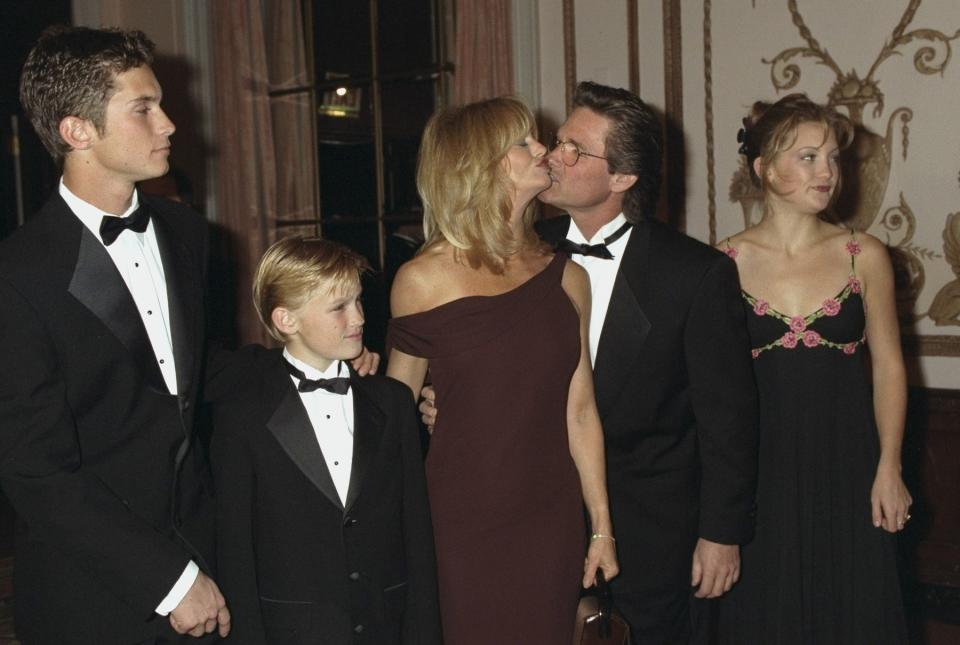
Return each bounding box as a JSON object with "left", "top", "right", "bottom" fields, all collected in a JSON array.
[
  {"left": 802, "top": 330, "right": 822, "bottom": 348},
  {"left": 789, "top": 316, "right": 807, "bottom": 333},
  {"left": 846, "top": 239, "right": 862, "bottom": 256},
  {"left": 751, "top": 349, "right": 760, "bottom": 359},
  {"left": 843, "top": 342, "right": 858, "bottom": 355},
  {"left": 781, "top": 332, "right": 798, "bottom": 349},
  {"left": 848, "top": 276, "right": 862, "bottom": 294},
  {"left": 822, "top": 298, "right": 841, "bottom": 316},
  {"left": 753, "top": 299, "right": 769, "bottom": 316},
  {"left": 723, "top": 246, "right": 739, "bottom": 260}
]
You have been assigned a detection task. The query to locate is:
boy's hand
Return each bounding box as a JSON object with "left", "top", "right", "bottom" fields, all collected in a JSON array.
[
  {"left": 351, "top": 347, "right": 380, "bottom": 376},
  {"left": 419, "top": 385, "right": 437, "bottom": 433}
]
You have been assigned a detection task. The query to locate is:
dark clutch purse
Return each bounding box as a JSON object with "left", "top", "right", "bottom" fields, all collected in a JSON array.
[{"left": 573, "top": 569, "right": 630, "bottom": 645}]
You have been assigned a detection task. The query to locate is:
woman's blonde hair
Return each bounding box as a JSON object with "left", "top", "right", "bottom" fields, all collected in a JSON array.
[
  {"left": 253, "top": 236, "right": 370, "bottom": 343},
  {"left": 417, "top": 96, "right": 542, "bottom": 272}
]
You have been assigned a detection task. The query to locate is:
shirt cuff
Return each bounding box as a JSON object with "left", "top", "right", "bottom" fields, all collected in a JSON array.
[{"left": 155, "top": 560, "right": 199, "bottom": 616}]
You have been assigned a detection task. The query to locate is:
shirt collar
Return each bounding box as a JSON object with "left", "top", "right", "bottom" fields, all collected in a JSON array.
[
  {"left": 567, "top": 212, "right": 628, "bottom": 245},
  {"left": 283, "top": 348, "right": 344, "bottom": 381},
  {"left": 60, "top": 178, "right": 140, "bottom": 236}
]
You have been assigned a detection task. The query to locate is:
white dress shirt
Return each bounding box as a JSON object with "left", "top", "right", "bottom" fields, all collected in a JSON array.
[
  {"left": 59, "top": 180, "right": 196, "bottom": 615},
  {"left": 284, "top": 349, "right": 356, "bottom": 506},
  {"left": 565, "top": 213, "right": 632, "bottom": 366},
  {"left": 60, "top": 180, "right": 178, "bottom": 393}
]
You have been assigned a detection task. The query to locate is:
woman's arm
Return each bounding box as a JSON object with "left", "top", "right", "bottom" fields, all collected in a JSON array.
[
  {"left": 386, "top": 349, "right": 429, "bottom": 402},
  {"left": 560, "top": 260, "right": 619, "bottom": 587},
  {"left": 859, "top": 234, "right": 912, "bottom": 533},
  {"left": 385, "top": 260, "right": 432, "bottom": 399}
]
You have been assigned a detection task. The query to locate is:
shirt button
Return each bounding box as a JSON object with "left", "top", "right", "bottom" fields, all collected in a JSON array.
[
  {"left": 326, "top": 414, "right": 331, "bottom": 419},
  {"left": 147, "top": 310, "right": 153, "bottom": 315},
  {"left": 349, "top": 571, "right": 360, "bottom": 581},
  {"left": 353, "top": 624, "right": 364, "bottom": 634},
  {"left": 134, "top": 262, "right": 140, "bottom": 267},
  {"left": 159, "top": 359, "right": 165, "bottom": 364}
]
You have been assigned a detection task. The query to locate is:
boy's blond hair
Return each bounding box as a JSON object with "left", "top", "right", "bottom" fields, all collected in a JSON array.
[{"left": 253, "top": 237, "right": 370, "bottom": 343}]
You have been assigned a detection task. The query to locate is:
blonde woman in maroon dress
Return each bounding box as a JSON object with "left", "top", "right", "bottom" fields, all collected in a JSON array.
[{"left": 386, "top": 97, "right": 617, "bottom": 645}]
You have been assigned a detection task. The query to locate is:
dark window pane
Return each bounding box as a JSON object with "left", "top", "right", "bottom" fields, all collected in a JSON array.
[
  {"left": 314, "top": 0, "right": 372, "bottom": 79},
  {"left": 318, "top": 140, "right": 377, "bottom": 224},
  {"left": 378, "top": 0, "right": 435, "bottom": 74},
  {"left": 381, "top": 77, "right": 436, "bottom": 218},
  {"left": 322, "top": 220, "right": 380, "bottom": 270}
]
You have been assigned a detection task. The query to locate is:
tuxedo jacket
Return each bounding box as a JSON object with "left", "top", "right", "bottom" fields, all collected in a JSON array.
[
  {"left": 210, "top": 348, "right": 441, "bottom": 645},
  {"left": 0, "top": 192, "right": 214, "bottom": 644},
  {"left": 537, "top": 215, "right": 758, "bottom": 594}
]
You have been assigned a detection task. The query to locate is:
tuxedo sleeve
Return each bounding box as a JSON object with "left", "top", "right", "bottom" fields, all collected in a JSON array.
[
  {"left": 210, "top": 408, "right": 269, "bottom": 644},
  {"left": 683, "top": 255, "right": 759, "bottom": 545},
  {"left": 394, "top": 381, "right": 442, "bottom": 645},
  {"left": 0, "top": 277, "right": 191, "bottom": 613}
]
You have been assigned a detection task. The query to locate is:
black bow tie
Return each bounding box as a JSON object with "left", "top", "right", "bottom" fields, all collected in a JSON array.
[
  {"left": 284, "top": 359, "right": 351, "bottom": 395},
  {"left": 99, "top": 205, "right": 151, "bottom": 246},
  {"left": 555, "top": 221, "right": 632, "bottom": 260}
]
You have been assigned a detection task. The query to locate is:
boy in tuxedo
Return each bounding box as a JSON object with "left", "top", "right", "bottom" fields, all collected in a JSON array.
[{"left": 211, "top": 237, "right": 440, "bottom": 645}]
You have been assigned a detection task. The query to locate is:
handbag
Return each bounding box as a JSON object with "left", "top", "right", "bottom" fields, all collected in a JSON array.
[{"left": 572, "top": 569, "right": 630, "bottom": 645}]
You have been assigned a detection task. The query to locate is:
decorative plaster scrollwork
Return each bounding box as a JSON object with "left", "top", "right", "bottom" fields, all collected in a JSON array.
[
  {"left": 737, "top": 0, "right": 958, "bottom": 334},
  {"left": 928, "top": 213, "right": 960, "bottom": 327}
]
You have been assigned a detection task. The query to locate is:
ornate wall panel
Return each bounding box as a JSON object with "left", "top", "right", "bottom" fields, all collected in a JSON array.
[{"left": 676, "top": 0, "right": 960, "bottom": 378}]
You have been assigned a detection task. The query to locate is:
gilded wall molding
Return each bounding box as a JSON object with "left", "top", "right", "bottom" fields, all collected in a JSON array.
[
  {"left": 562, "top": 0, "right": 576, "bottom": 115},
  {"left": 904, "top": 335, "right": 960, "bottom": 357},
  {"left": 627, "top": 0, "right": 639, "bottom": 94},
  {"left": 662, "top": 0, "right": 684, "bottom": 228},
  {"left": 702, "top": 0, "right": 716, "bottom": 243}
]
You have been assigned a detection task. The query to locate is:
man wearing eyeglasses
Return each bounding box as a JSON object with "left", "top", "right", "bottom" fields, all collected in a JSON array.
[{"left": 536, "top": 81, "right": 759, "bottom": 644}]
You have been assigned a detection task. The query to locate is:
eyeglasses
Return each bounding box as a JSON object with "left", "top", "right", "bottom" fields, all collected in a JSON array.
[{"left": 552, "top": 139, "right": 608, "bottom": 167}]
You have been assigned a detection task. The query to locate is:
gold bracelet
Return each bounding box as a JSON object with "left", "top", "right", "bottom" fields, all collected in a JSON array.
[{"left": 590, "top": 533, "right": 616, "bottom": 542}]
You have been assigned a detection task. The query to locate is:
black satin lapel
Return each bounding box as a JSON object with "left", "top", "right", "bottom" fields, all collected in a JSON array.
[
  {"left": 534, "top": 214, "right": 571, "bottom": 247},
  {"left": 267, "top": 387, "right": 344, "bottom": 510},
  {"left": 344, "top": 377, "right": 386, "bottom": 512},
  {"left": 151, "top": 208, "right": 196, "bottom": 396},
  {"left": 593, "top": 221, "right": 652, "bottom": 420},
  {"left": 67, "top": 227, "right": 167, "bottom": 393}
]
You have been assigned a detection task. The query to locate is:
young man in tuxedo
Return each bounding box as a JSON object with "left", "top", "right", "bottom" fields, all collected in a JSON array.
[
  {"left": 210, "top": 237, "right": 440, "bottom": 645},
  {"left": 422, "top": 82, "right": 758, "bottom": 643},
  {"left": 0, "top": 27, "right": 228, "bottom": 643}
]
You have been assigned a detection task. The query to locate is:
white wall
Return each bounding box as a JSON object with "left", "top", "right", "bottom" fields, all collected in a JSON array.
[{"left": 520, "top": 0, "right": 960, "bottom": 389}]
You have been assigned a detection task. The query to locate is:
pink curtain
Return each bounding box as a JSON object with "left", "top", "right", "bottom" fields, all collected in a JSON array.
[
  {"left": 453, "top": 0, "right": 514, "bottom": 104},
  {"left": 209, "top": 1, "right": 315, "bottom": 345},
  {"left": 265, "top": 2, "right": 318, "bottom": 226}
]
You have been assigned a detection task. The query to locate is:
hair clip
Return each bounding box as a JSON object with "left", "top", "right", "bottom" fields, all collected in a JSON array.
[{"left": 737, "top": 118, "right": 751, "bottom": 156}]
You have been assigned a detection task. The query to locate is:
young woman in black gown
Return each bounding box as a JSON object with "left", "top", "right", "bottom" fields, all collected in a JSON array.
[{"left": 717, "top": 94, "right": 912, "bottom": 644}]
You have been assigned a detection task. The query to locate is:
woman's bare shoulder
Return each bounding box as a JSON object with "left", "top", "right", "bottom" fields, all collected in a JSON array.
[
  {"left": 560, "top": 256, "right": 590, "bottom": 312},
  {"left": 847, "top": 230, "right": 893, "bottom": 273},
  {"left": 716, "top": 227, "right": 765, "bottom": 259},
  {"left": 561, "top": 256, "right": 589, "bottom": 286},
  {"left": 391, "top": 243, "right": 457, "bottom": 315}
]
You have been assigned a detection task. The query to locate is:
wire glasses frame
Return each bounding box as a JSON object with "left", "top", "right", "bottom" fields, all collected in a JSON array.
[{"left": 552, "top": 139, "right": 608, "bottom": 167}]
